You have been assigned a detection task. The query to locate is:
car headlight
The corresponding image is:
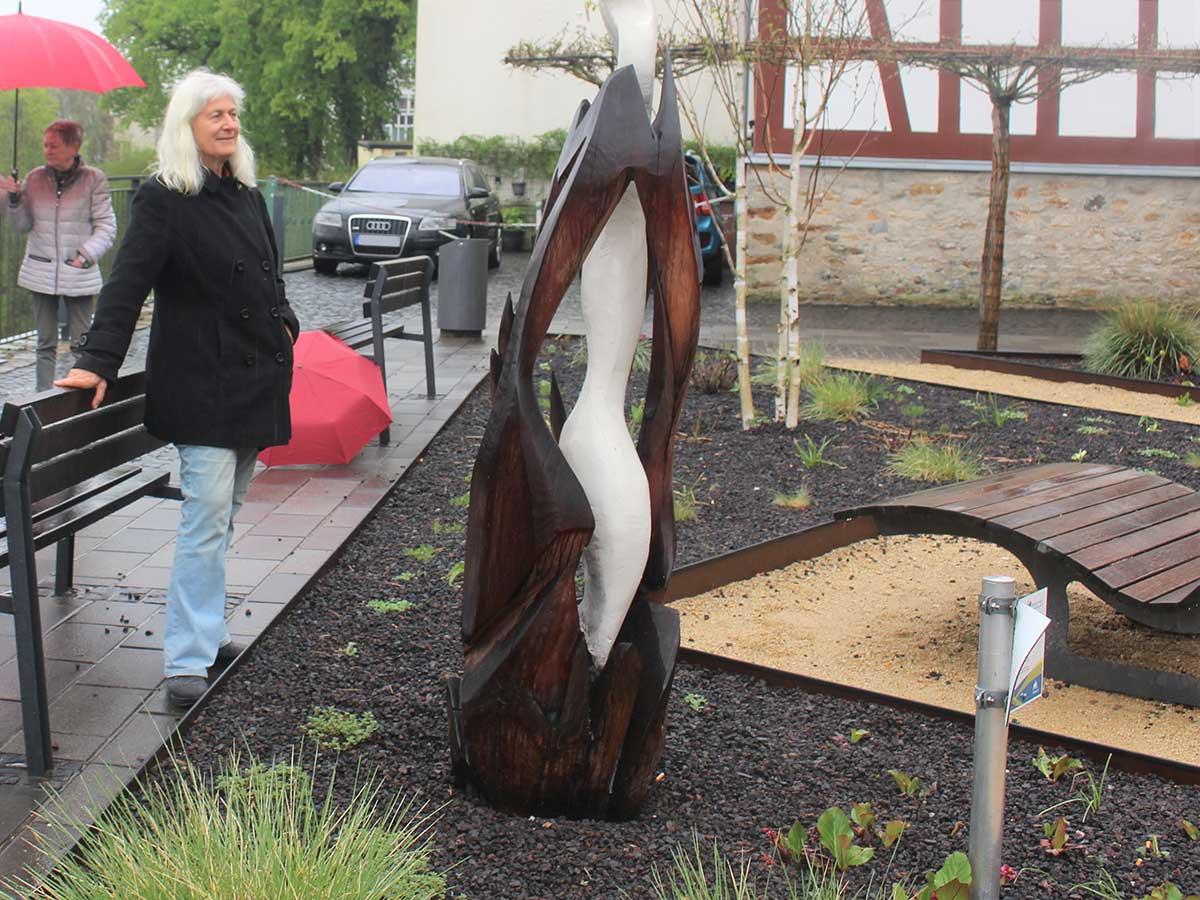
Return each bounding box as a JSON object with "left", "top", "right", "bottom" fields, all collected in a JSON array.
[
  {"left": 313, "top": 211, "right": 342, "bottom": 229},
  {"left": 418, "top": 216, "right": 458, "bottom": 232}
]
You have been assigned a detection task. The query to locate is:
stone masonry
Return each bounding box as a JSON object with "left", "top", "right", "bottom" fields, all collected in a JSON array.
[{"left": 743, "top": 165, "right": 1200, "bottom": 307}]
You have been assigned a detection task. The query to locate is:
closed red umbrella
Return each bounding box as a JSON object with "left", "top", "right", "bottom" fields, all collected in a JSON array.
[
  {"left": 1, "top": 5, "right": 145, "bottom": 179},
  {"left": 259, "top": 330, "right": 393, "bottom": 467}
]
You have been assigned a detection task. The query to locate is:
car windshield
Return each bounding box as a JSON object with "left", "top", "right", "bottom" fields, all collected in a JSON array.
[{"left": 346, "top": 165, "right": 461, "bottom": 196}]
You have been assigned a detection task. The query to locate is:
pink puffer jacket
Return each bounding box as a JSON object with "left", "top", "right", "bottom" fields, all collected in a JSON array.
[{"left": 4, "top": 161, "right": 117, "bottom": 296}]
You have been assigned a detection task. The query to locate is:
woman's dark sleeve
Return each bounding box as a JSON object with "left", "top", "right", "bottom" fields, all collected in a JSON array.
[
  {"left": 256, "top": 190, "right": 300, "bottom": 342},
  {"left": 76, "top": 181, "right": 171, "bottom": 383}
]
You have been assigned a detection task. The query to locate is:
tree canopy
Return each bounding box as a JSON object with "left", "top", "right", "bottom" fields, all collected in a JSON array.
[{"left": 99, "top": 0, "right": 415, "bottom": 176}]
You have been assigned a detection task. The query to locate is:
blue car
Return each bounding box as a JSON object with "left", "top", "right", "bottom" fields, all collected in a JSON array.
[{"left": 684, "top": 151, "right": 726, "bottom": 286}]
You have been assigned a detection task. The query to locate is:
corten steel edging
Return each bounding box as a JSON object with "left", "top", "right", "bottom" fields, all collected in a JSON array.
[
  {"left": 669, "top": 518, "right": 1200, "bottom": 787},
  {"left": 920, "top": 349, "right": 1200, "bottom": 403}
]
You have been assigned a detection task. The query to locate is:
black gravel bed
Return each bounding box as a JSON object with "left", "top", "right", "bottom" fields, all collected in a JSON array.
[{"left": 171, "top": 341, "right": 1200, "bottom": 899}]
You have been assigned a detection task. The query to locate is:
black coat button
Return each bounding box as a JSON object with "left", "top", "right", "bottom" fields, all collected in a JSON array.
[
  {"left": 261, "top": 260, "right": 272, "bottom": 271},
  {"left": 235, "top": 260, "right": 245, "bottom": 272},
  {"left": 274, "top": 352, "right": 285, "bottom": 364},
  {"left": 240, "top": 308, "right": 251, "bottom": 319},
  {"left": 244, "top": 354, "right": 255, "bottom": 366},
  {"left": 269, "top": 307, "right": 279, "bottom": 318},
  {"left": 78, "top": 334, "right": 88, "bottom": 347}
]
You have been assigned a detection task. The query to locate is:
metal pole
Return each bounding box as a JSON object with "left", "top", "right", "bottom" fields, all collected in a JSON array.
[{"left": 968, "top": 575, "right": 1016, "bottom": 900}]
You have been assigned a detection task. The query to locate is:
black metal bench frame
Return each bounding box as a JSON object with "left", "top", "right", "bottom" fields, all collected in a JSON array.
[
  {"left": 323, "top": 255, "right": 436, "bottom": 445},
  {"left": 836, "top": 463, "right": 1200, "bottom": 708},
  {"left": 0, "top": 371, "right": 180, "bottom": 776}
]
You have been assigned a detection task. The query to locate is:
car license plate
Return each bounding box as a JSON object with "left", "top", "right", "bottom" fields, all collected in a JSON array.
[{"left": 354, "top": 234, "right": 402, "bottom": 248}]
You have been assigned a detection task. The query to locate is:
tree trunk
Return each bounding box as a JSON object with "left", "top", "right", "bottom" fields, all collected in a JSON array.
[
  {"left": 734, "top": 133, "right": 755, "bottom": 429},
  {"left": 977, "top": 98, "right": 1012, "bottom": 352}
]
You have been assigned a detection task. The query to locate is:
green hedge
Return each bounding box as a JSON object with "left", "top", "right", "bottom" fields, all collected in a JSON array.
[{"left": 417, "top": 130, "right": 568, "bottom": 182}]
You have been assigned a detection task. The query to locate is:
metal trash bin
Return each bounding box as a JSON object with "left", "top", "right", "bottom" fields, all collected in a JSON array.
[{"left": 437, "top": 238, "right": 489, "bottom": 335}]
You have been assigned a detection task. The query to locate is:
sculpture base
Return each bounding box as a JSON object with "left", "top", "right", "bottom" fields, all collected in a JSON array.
[{"left": 446, "top": 600, "right": 679, "bottom": 821}]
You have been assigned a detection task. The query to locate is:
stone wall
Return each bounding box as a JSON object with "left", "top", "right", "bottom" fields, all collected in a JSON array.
[{"left": 743, "top": 165, "right": 1200, "bottom": 307}]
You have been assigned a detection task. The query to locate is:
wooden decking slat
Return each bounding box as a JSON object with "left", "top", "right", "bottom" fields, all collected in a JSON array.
[
  {"left": 953, "top": 468, "right": 1145, "bottom": 518},
  {"left": 989, "top": 474, "right": 1169, "bottom": 530},
  {"left": 1072, "top": 508, "right": 1200, "bottom": 570},
  {"left": 1094, "top": 532, "right": 1200, "bottom": 589},
  {"left": 1024, "top": 483, "right": 1193, "bottom": 542},
  {"left": 874, "top": 463, "right": 1115, "bottom": 510},
  {"left": 1150, "top": 579, "right": 1200, "bottom": 607},
  {"left": 1124, "top": 557, "right": 1200, "bottom": 603},
  {"left": 1041, "top": 492, "right": 1200, "bottom": 554}
]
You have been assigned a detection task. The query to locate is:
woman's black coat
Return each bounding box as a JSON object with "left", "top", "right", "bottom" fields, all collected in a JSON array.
[{"left": 77, "top": 170, "right": 300, "bottom": 449}]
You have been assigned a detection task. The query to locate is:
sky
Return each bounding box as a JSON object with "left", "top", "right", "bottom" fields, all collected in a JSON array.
[{"left": 19, "top": 0, "right": 105, "bottom": 33}]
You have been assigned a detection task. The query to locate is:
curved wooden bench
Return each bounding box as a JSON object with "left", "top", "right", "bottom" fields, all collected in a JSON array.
[{"left": 835, "top": 462, "right": 1200, "bottom": 707}]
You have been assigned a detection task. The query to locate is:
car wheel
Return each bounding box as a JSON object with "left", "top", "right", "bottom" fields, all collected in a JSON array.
[
  {"left": 487, "top": 233, "right": 501, "bottom": 270},
  {"left": 313, "top": 257, "right": 339, "bottom": 276},
  {"left": 702, "top": 252, "right": 723, "bottom": 286}
]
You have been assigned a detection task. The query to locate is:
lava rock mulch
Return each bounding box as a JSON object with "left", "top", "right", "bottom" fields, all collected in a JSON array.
[{"left": 176, "top": 340, "right": 1200, "bottom": 899}]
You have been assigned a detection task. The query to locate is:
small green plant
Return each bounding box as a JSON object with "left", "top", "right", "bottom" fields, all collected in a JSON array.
[
  {"left": 963, "top": 393, "right": 1027, "bottom": 427},
  {"left": 1177, "top": 393, "right": 1194, "bottom": 407},
  {"left": 1040, "top": 755, "right": 1110, "bottom": 823},
  {"left": 402, "top": 544, "right": 437, "bottom": 562},
  {"left": 793, "top": 434, "right": 844, "bottom": 469},
  {"left": 750, "top": 343, "right": 826, "bottom": 390},
  {"left": 1077, "top": 424, "right": 1108, "bottom": 435},
  {"left": 849, "top": 802, "right": 876, "bottom": 832},
  {"left": 1041, "top": 816, "right": 1070, "bottom": 855},
  {"left": 880, "top": 820, "right": 908, "bottom": 848},
  {"left": 1083, "top": 300, "right": 1200, "bottom": 382},
  {"left": 338, "top": 641, "right": 359, "bottom": 657},
  {"left": 647, "top": 834, "right": 756, "bottom": 900},
  {"left": 886, "top": 440, "right": 985, "bottom": 484},
  {"left": 1139, "top": 447, "right": 1180, "bottom": 460},
  {"left": 368, "top": 599, "right": 413, "bottom": 614},
  {"left": 450, "top": 490, "right": 471, "bottom": 508},
  {"left": 632, "top": 338, "right": 653, "bottom": 374},
  {"left": 912, "top": 852, "right": 971, "bottom": 900},
  {"left": 801, "top": 371, "right": 877, "bottom": 422},
  {"left": 848, "top": 728, "right": 869, "bottom": 745},
  {"left": 303, "top": 707, "right": 379, "bottom": 751},
  {"left": 1184, "top": 451, "right": 1200, "bottom": 469},
  {"left": 899, "top": 403, "right": 927, "bottom": 421},
  {"left": 1033, "top": 746, "right": 1084, "bottom": 783},
  {"left": 683, "top": 693, "right": 708, "bottom": 712},
  {"left": 1072, "top": 449, "right": 1089, "bottom": 462},
  {"left": 1138, "top": 882, "right": 1200, "bottom": 900},
  {"left": 629, "top": 399, "right": 646, "bottom": 437},
  {"left": 772, "top": 488, "right": 812, "bottom": 509},
  {"left": 690, "top": 351, "right": 739, "bottom": 394},
  {"left": 1140, "top": 416, "right": 1162, "bottom": 433},
  {"left": 446, "top": 561, "right": 465, "bottom": 587},
  {"left": 1139, "top": 834, "right": 1170, "bottom": 861},
  {"left": 674, "top": 482, "right": 700, "bottom": 523},
  {"left": 1084, "top": 415, "right": 1117, "bottom": 425},
  {"left": 816, "top": 807, "right": 875, "bottom": 871},
  {"left": 392, "top": 572, "right": 415, "bottom": 583},
  {"left": 1182, "top": 818, "right": 1199, "bottom": 841},
  {"left": 889, "top": 769, "right": 921, "bottom": 798},
  {"left": 431, "top": 518, "right": 463, "bottom": 536}
]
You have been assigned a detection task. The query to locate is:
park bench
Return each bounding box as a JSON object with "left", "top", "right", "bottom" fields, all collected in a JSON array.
[
  {"left": 323, "top": 255, "right": 436, "bottom": 445},
  {"left": 835, "top": 462, "right": 1200, "bottom": 708},
  {"left": 0, "top": 371, "right": 180, "bottom": 776}
]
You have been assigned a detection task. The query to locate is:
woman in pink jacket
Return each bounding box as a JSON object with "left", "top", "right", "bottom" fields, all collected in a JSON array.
[{"left": 1, "top": 120, "right": 117, "bottom": 390}]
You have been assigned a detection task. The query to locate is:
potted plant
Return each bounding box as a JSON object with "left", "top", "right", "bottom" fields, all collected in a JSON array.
[{"left": 501, "top": 206, "right": 529, "bottom": 253}]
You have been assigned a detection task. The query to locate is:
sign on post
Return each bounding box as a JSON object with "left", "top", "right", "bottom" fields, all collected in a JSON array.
[{"left": 1007, "top": 587, "right": 1051, "bottom": 720}]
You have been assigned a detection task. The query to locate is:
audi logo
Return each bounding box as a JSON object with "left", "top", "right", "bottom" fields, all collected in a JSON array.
[{"left": 363, "top": 220, "right": 392, "bottom": 233}]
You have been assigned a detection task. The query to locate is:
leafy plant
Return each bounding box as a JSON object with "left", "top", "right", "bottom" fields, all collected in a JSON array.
[
  {"left": 431, "top": 518, "right": 463, "bottom": 536},
  {"left": 0, "top": 753, "right": 445, "bottom": 900},
  {"left": 899, "top": 403, "right": 927, "bottom": 421},
  {"left": 450, "top": 490, "right": 471, "bottom": 509},
  {"left": 632, "top": 338, "right": 653, "bottom": 374},
  {"left": 402, "top": 544, "right": 437, "bottom": 562},
  {"left": 849, "top": 802, "right": 876, "bottom": 833},
  {"left": 368, "top": 599, "right": 413, "bottom": 614},
  {"left": 801, "top": 372, "right": 877, "bottom": 422},
  {"left": 303, "top": 707, "right": 379, "bottom": 751},
  {"left": 691, "top": 351, "right": 739, "bottom": 394},
  {"left": 1072, "top": 449, "right": 1089, "bottom": 462},
  {"left": 1140, "top": 416, "right": 1161, "bottom": 433},
  {"left": 962, "top": 393, "right": 1027, "bottom": 427},
  {"left": 1077, "top": 424, "right": 1108, "bottom": 435},
  {"left": 889, "top": 769, "right": 921, "bottom": 798},
  {"left": 683, "top": 693, "right": 708, "bottom": 713},
  {"left": 417, "top": 129, "right": 568, "bottom": 181},
  {"left": 674, "top": 482, "right": 700, "bottom": 523},
  {"left": 848, "top": 728, "right": 870, "bottom": 745},
  {"left": 392, "top": 572, "right": 416, "bottom": 583},
  {"left": 1182, "top": 818, "right": 1199, "bottom": 841},
  {"left": 446, "top": 561, "right": 465, "bottom": 587},
  {"left": 772, "top": 488, "right": 812, "bottom": 510},
  {"left": 885, "top": 441, "right": 985, "bottom": 484},
  {"left": 912, "top": 852, "right": 971, "bottom": 900},
  {"left": 1083, "top": 300, "right": 1200, "bottom": 382},
  {"left": 793, "top": 434, "right": 844, "bottom": 469},
  {"left": 1040, "top": 816, "right": 1072, "bottom": 855},
  {"left": 1184, "top": 451, "right": 1200, "bottom": 470},
  {"left": 1138, "top": 882, "right": 1200, "bottom": 900},
  {"left": 1139, "top": 447, "right": 1180, "bottom": 459},
  {"left": 1177, "top": 393, "right": 1194, "bottom": 408},
  {"left": 338, "top": 642, "right": 359, "bottom": 657},
  {"left": 880, "top": 821, "right": 908, "bottom": 849},
  {"left": 1033, "top": 747, "right": 1084, "bottom": 783},
  {"left": 816, "top": 807, "right": 875, "bottom": 871},
  {"left": 629, "top": 399, "right": 646, "bottom": 438}
]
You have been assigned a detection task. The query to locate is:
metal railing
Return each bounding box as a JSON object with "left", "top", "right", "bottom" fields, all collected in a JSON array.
[{"left": 0, "top": 174, "right": 322, "bottom": 344}]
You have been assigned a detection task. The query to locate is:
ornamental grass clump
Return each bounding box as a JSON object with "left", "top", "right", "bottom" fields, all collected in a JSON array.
[
  {"left": 801, "top": 372, "right": 877, "bottom": 423},
  {"left": 0, "top": 754, "right": 446, "bottom": 900},
  {"left": 1083, "top": 300, "right": 1200, "bottom": 383},
  {"left": 886, "top": 440, "right": 986, "bottom": 484}
]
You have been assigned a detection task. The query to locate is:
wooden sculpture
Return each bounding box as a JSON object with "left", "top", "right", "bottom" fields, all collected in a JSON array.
[{"left": 445, "top": 0, "right": 701, "bottom": 820}]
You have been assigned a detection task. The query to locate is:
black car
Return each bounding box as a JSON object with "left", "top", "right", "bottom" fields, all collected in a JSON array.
[{"left": 311, "top": 156, "right": 502, "bottom": 275}]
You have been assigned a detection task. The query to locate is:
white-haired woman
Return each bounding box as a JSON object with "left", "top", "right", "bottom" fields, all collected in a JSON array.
[
  {"left": 57, "top": 69, "right": 300, "bottom": 707},
  {"left": 1, "top": 120, "right": 117, "bottom": 390}
]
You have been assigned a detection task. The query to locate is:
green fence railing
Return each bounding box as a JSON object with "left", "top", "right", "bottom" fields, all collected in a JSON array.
[{"left": 0, "top": 174, "right": 322, "bottom": 344}]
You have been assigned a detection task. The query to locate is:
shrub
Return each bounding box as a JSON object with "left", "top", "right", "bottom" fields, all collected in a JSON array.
[
  {"left": 772, "top": 488, "right": 812, "bottom": 509},
  {"left": 691, "top": 350, "right": 739, "bottom": 394},
  {"left": 304, "top": 706, "right": 379, "bottom": 751},
  {"left": 886, "top": 440, "right": 986, "bottom": 484},
  {"left": 0, "top": 754, "right": 446, "bottom": 900},
  {"left": 801, "top": 372, "right": 876, "bottom": 422},
  {"left": 750, "top": 343, "right": 825, "bottom": 390},
  {"left": 1083, "top": 300, "right": 1200, "bottom": 382}
]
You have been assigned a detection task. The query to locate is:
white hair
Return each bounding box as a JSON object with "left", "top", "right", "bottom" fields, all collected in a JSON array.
[{"left": 154, "top": 69, "right": 256, "bottom": 195}]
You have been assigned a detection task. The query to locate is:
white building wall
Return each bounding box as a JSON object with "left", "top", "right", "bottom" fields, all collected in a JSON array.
[{"left": 414, "top": 0, "right": 739, "bottom": 146}]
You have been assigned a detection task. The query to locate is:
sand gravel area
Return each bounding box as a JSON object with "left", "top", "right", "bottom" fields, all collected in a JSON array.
[{"left": 674, "top": 361, "right": 1200, "bottom": 767}]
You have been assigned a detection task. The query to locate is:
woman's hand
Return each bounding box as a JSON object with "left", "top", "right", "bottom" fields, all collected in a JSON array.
[{"left": 54, "top": 368, "right": 107, "bottom": 408}]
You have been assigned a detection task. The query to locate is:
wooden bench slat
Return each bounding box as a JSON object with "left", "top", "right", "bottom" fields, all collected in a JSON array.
[
  {"left": 988, "top": 474, "right": 1169, "bottom": 530},
  {"left": 1071, "top": 507, "right": 1200, "bottom": 570},
  {"left": 360, "top": 270, "right": 424, "bottom": 299},
  {"left": 1041, "top": 491, "right": 1200, "bottom": 555},
  {"left": 954, "top": 468, "right": 1146, "bottom": 518},
  {"left": 1095, "top": 531, "right": 1200, "bottom": 590},
  {"left": 1150, "top": 579, "right": 1200, "bottom": 607},
  {"left": 29, "top": 427, "right": 165, "bottom": 503},
  {"left": 1024, "top": 483, "right": 1194, "bottom": 542},
  {"left": 1124, "top": 556, "right": 1200, "bottom": 603},
  {"left": 0, "top": 371, "right": 149, "bottom": 436},
  {"left": 25, "top": 396, "right": 149, "bottom": 464},
  {"left": 24, "top": 469, "right": 169, "bottom": 554},
  {"left": 878, "top": 463, "right": 1117, "bottom": 511},
  {"left": 361, "top": 286, "right": 425, "bottom": 318}
]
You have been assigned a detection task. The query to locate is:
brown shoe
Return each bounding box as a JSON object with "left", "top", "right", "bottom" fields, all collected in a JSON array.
[{"left": 166, "top": 675, "right": 207, "bottom": 707}]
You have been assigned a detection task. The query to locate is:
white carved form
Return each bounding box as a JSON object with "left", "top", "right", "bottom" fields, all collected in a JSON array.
[{"left": 559, "top": 0, "right": 657, "bottom": 670}]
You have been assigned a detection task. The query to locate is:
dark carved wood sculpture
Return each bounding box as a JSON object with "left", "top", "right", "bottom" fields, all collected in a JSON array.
[{"left": 444, "top": 54, "right": 702, "bottom": 820}]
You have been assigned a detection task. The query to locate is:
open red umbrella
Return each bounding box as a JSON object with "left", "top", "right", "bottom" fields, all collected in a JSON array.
[
  {"left": 259, "top": 330, "right": 393, "bottom": 467},
  {"left": 1, "top": 3, "right": 145, "bottom": 181}
]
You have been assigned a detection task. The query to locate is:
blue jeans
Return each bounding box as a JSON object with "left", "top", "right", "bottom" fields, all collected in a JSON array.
[{"left": 164, "top": 445, "right": 257, "bottom": 678}]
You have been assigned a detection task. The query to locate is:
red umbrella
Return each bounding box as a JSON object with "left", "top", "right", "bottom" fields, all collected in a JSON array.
[
  {"left": 259, "top": 330, "right": 393, "bottom": 467},
  {"left": 1, "top": 4, "right": 145, "bottom": 180}
]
